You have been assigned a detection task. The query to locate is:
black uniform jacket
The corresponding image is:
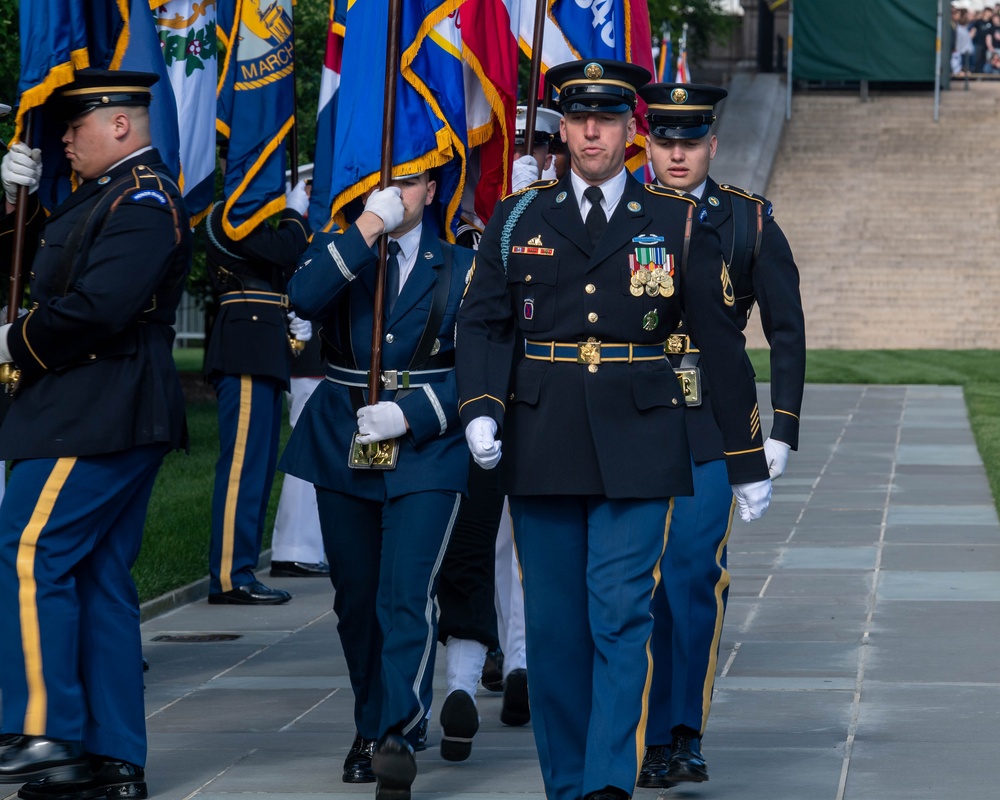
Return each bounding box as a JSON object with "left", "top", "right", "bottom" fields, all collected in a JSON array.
[
  {"left": 456, "top": 172, "right": 769, "bottom": 499},
  {"left": 0, "top": 149, "right": 191, "bottom": 460},
  {"left": 677, "top": 177, "right": 806, "bottom": 462},
  {"left": 203, "top": 203, "right": 310, "bottom": 387}
]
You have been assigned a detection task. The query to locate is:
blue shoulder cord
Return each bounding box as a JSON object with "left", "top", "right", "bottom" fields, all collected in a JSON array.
[{"left": 500, "top": 189, "right": 538, "bottom": 274}]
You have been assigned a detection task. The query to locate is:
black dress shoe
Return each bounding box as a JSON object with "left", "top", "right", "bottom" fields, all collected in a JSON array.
[
  {"left": 582, "top": 786, "right": 630, "bottom": 800},
  {"left": 666, "top": 734, "right": 709, "bottom": 783},
  {"left": 0, "top": 735, "right": 27, "bottom": 752},
  {"left": 500, "top": 668, "right": 530, "bottom": 726},
  {"left": 413, "top": 717, "right": 428, "bottom": 753},
  {"left": 636, "top": 743, "right": 676, "bottom": 789},
  {"left": 19, "top": 756, "right": 147, "bottom": 799},
  {"left": 371, "top": 734, "right": 416, "bottom": 800},
  {"left": 481, "top": 646, "right": 504, "bottom": 692},
  {"left": 269, "top": 560, "right": 330, "bottom": 578},
  {"left": 207, "top": 580, "right": 291, "bottom": 605},
  {"left": 439, "top": 690, "right": 479, "bottom": 762},
  {"left": 342, "top": 732, "right": 377, "bottom": 784},
  {"left": 0, "top": 737, "right": 88, "bottom": 784}
]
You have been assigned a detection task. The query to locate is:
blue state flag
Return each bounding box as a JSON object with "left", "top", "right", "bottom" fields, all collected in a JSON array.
[
  {"left": 402, "top": 7, "right": 468, "bottom": 238},
  {"left": 549, "top": 0, "right": 626, "bottom": 61},
  {"left": 17, "top": 1, "right": 181, "bottom": 211},
  {"left": 217, "top": 0, "right": 296, "bottom": 240},
  {"left": 329, "top": 0, "right": 467, "bottom": 236}
]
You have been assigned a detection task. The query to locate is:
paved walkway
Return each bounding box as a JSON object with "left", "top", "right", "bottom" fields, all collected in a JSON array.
[{"left": 4, "top": 383, "right": 995, "bottom": 800}]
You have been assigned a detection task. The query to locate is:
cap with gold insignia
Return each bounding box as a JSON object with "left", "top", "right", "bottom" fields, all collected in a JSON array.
[
  {"left": 52, "top": 68, "right": 159, "bottom": 122},
  {"left": 638, "top": 83, "right": 728, "bottom": 140},
  {"left": 546, "top": 59, "right": 651, "bottom": 115},
  {"left": 514, "top": 105, "right": 563, "bottom": 146}
]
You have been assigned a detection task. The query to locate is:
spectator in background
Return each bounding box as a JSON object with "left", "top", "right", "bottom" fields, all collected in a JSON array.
[
  {"left": 955, "top": 8, "right": 975, "bottom": 76},
  {"left": 974, "top": 8, "right": 993, "bottom": 73}
]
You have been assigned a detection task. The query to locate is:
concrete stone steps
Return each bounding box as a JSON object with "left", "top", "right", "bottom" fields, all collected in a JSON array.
[{"left": 742, "top": 84, "right": 1000, "bottom": 349}]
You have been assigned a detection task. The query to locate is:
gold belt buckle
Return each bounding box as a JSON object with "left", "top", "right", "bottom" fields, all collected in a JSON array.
[
  {"left": 576, "top": 339, "right": 601, "bottom": 365},
  {"left": 666, "top": 334, "right": 687, "bottom": 355}
]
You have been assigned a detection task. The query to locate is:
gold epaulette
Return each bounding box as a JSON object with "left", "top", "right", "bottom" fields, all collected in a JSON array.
[
  {"left": 504, "top": 179, "right": 559, "bottom": 200},
  {"left": 719, "top": 184, "right": 765, "bottom": 205},
  {"left": 644, "top": 184, "right": 696, "bottom": 204}
]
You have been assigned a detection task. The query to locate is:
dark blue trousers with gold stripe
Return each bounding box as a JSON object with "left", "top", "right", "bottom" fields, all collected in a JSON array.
[
  {"left": 0, "top": 443, "right": 167, "bottom": 767},
  {"left": 509, "top": 495, "right": 672, "bottom": 800},
  {"left": 209, "top": 374, "right": 283, "bottom": 594},
  {"left": 316, "top": 489, "right": 459, "bottom": 746},
  {"left": 647, "top": 456, "right": 735, "bottom": 744}
]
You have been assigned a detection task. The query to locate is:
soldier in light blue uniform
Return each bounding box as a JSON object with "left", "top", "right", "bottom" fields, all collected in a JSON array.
[
  {"left": 636, "top": 82, "right": 806, "bottom": 788},
  {"left": 279, "top": 169, "right": 471, "bottom": 800}
]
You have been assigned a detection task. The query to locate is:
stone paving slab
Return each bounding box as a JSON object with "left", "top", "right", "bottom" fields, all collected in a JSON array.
[{"left": 2, "top": 384, "right": 999, "bottom": 800}]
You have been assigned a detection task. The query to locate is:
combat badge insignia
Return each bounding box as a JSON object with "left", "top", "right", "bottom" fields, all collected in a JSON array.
[
  {"left": 632, "top": 234, "right": 665, "bottom": 245},
  {"left": 556, "top": 191, "right": 567, "bottom": 203},
  {"left": 629, "top": 245, "right": 675, "bottom": 298},
  {"left": 708, "top": 196, "right": 720, "bottom": 207}
]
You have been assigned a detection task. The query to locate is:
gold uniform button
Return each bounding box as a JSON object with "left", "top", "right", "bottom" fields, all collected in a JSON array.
[
  {"left": 588, "top": 364, "right": 598, "bottom": 374},
  {"left": 252, "top": 315, "right": 259, "bottom": 321},
  {"left": 509, "top": 392, "right": 515, "bottom": 401},
  {"left": 672, "top": 398, "right": 678, "bottom": 406},
  {"left": 525, "top": 274, "right": 532, "bottom": 282},
  {"left": 587, "top": 312, "right": 598, "bottom": 323},
  {"left": 585, "top": 284, "right": 596, "bottom": 294},
  {"left": 386, "top": 333, "right": 394, "bottom": 343}
]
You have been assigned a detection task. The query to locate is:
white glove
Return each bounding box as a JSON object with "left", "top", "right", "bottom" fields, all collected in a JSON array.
[
  {"left": 2, "top": 143, "right": 42, "bottom": 204},
  {"left": 356, "top": 401, "right": 407, "bottom": 444},
  {"left": 732, "top": 479, "right": 772, "bottom": 522},
  {"left": 284, "top": 179, "right": 309, "bottom": 216},
  {"left": 287, "top": 311, "right": 312, "bottom": 342},
  {"left": 763, "top": 437, "right": 791, "bottom": 480},
  {"left": 363, "top": 186, "right": 404, "bottom": 233},
  {"left": 511, "top": 155, "right": 540, "bottom": 192},
  {"left": 465, "top": 416, "right": 502, "bottom": 469}
]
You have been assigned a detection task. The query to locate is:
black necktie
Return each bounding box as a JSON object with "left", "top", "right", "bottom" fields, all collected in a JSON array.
[
  {"left": 584, "top": 185, "right": 606, "bottom": 246},
  {"left": 385, "top": 240, "right": 402, "bottom": 316}
]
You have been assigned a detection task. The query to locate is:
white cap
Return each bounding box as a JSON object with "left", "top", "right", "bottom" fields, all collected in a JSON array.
[{"left": 514, "top": 106, "right": 563, "bottom": 143}]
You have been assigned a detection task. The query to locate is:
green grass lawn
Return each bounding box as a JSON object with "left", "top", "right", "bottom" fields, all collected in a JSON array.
[
  {"left": 133, "top": 358, "right": 290, "bottom": 602},
  {"left": 133, "top": 348, "right": 1000, "bottom": 603}
]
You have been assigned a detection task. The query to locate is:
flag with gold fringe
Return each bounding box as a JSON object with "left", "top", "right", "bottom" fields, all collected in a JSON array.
[
  {"left": 17, "top": 0, "right": 181, "bottom": 211},
  {"left": 216, "top": 0, "right": 296, "bottom": 240},
  {"left": 328, "top": 0, "right": 469, "bottom": 237}
]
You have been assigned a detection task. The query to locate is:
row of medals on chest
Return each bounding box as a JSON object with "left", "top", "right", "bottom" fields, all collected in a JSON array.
[{"left": 631, "top": 266, "right": 674, "bottom": 298}]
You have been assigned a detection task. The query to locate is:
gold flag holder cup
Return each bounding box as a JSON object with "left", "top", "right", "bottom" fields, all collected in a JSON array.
[{"left": 348, "top": 433, "right": 399, "bottom": 470}]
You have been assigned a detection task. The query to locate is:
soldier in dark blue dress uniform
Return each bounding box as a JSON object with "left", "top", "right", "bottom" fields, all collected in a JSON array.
[
  {"left": 0, "top": 69, "right": 191, "bottom": 800},
  {"left": 635, "top": 82, "right": 806, "bottom": 788},
  {"left": 456, "top": 60, "right": 773, "bottom": 800},
  {"left": 202, "top": 179, "right": 311, "bottom": 605},
  {"left": 279, "top": 169, "right": 472, "bottom": 800}
]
